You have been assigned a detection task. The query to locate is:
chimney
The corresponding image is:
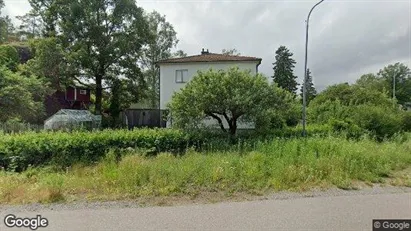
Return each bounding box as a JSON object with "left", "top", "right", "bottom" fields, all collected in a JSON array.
[{"left": 201, "top": 48, "right": 209, "bottom": 55}]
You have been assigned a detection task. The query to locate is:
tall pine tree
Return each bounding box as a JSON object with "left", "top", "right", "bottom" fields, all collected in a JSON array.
[
  {"left": 300, "top": 68, "right": 317, "bottom": 105},
  {"left": 272, "top": 46, "right": 298, "bottom": 94}
]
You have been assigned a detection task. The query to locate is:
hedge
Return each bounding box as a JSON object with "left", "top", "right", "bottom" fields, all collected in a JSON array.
[
  {"left": 0, "top": 125, "right": 346, "bottom": 172},
  {"left": 0, "top": 128, "right": 191, "bottom": 171}
]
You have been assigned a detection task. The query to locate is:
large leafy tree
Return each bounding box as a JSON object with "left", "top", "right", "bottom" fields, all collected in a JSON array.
[
  {"left": 168, "top": 67, "right": 285, "bottom": 136},
  {"left": 299, "top": 68, "right": 317, "bottom": 105},
  {"left": 355, "top": 73, "right": 386, "bottom": 92},
  {"left": 272, "top": 46, "right": 298, "bottom": 94},
  {"left": 57, "top": 0, "right": 150, "bottom": 115},
  {"left": 28, "top": 0, "right": 60, "bottom": 37},
  {"left": 377, "top": 62, "right": 411, "bottom": 106},
  {"left": 16, "top": 9, "right": 43, "bottom": 39},
  {"left": 0, "top": 1, "right": 16, "bottom": 43},
  {"left": 0, "top": 66, "right": 48, "bottom": 122},
  {"left": 141, "top": 10, "right": 178, "bottom": 108},
  {"left": 19, "top": 37, "right": 67, "bottom": 90}
]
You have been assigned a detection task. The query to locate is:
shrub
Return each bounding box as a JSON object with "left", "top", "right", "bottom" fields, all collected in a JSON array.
[
  {"left": 352, "top": 105, "right": 403, "bottom": 141},
  {"left": 0, "top": 128, "right": 191, "bottom": 171},
  {"left": 328, "top": 119, "right": 365, "bottom": 140}
]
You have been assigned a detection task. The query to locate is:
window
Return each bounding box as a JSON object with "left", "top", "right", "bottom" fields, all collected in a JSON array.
[
  {"left": 175, "top": 70, "right": 188, "bottom": 83},
  {"left": 79, "top": 89, "right": 87, "bottom": 95}
]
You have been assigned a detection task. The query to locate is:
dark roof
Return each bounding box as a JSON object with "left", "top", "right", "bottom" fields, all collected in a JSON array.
[{"left": 157, "top": 53, "right": 262, "bottom": 64}]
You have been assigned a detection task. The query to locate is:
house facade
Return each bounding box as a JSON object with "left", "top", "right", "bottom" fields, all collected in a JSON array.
[
  {"left": 45, "top": 85, "right": 91, "bottom": 117},
  {"left": 157, "top": 49, "right": 262, "bottom": 128}
]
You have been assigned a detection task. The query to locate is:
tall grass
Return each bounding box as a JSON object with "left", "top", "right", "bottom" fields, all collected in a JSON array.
[{"left": 1, "top": 136, "right": 410, "bottom": 204}]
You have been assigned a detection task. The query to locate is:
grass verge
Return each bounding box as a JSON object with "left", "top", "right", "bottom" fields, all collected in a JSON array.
[{"left": 1, "top": 136, "right": 411, "bottom": 204}]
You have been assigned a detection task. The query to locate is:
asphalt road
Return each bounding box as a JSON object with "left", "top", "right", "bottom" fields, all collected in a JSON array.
[{"left": 0, "top": 192, "right": 410, "bottom": 231}]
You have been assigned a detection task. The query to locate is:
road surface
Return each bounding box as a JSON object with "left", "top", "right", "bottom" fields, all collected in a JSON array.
[{"left": 0, "top": 192, "right": 410, "bottom": 230}]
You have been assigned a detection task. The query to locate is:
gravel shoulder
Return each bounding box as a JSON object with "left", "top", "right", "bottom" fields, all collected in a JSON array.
[{"left": 1, "top": 184, "right": 410, "bottom": 213}]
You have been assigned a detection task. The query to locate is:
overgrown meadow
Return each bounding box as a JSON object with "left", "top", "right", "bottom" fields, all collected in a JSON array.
[{"left": 1, "top": 128, "right": 411, "bottom": 204}]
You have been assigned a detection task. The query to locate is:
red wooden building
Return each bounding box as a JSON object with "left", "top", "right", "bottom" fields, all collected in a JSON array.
[{"left": 45, "top": 86, "right": 92, "bottom": 117}]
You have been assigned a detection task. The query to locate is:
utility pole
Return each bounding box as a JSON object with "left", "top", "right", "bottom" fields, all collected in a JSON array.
[{"left": 302, "top": 0, "right": 325, "bottom": 137}]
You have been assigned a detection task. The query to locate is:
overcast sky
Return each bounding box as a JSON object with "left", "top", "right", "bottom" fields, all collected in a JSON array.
[{"left": 3, "top": 0, "right": 411, "bottom": 91}]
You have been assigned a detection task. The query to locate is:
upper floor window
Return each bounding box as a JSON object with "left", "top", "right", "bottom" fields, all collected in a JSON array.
[
  {"left": 79, "top": 89, "right": 87, "bottom": 95},
  {"left": 176, "top": 69, "right": 188, "bottom": 83}
]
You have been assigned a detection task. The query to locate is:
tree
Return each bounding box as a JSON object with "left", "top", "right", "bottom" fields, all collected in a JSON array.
[
  {"left": 355, "top": 73, "right": 386, "bottom": 92},
  {"left": 168, "top": 67, "right": 284, "bottom": 136},
  {"left": 57, "top": 0, "right": 150, "bottom": 115},
  {"left": 173, "top": 49, "right": 187, "bottom": 58},
  {"left": 0, "top": 66, "right": 48, "bottom": 122},
  {"left": 299, "top": 68, "right": 317, "bottom": 105},
  {"left": 377, "top": 62, "right": 411, "bottom": 106},
  {"left": 16, "top": 9, "right": 43, "bottom": 39},
  {"left": 222, "top": 48, "right": 240, "bottom": 56},
  {"left": 272, "top": 46, "right": 298, "bottom": 94},
  {"left": 141, "top": 10, "right": 178, "bottom": 108},
  {"left": 28, "top": 0, "right": 59, "bottom": 37},
  {"left": 0, "top": 45, "right": 19, "bottom": 71},
  {"left": 0, "top": 3, "right": 16, "bottom": 44},
  {"left": 19, "top": 37, "right": 66, "bottom": 90}
]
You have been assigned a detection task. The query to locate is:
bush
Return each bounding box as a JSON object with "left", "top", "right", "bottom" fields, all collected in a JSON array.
[
  {"left": 352, "top": 105, "right": 403, "bottom": 141},
  {"left": 401, "top": 111, "right": 411, "bottom": 132},
  {"left": 0, "top": 129, "right": 191, "bottom": 172},
  {"left": 328, "top": 119, "right": 364, "bottom": 139}
]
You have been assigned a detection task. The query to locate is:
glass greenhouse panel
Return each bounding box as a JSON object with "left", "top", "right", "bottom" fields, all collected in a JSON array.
[{"left": 44, "top": 109, "right": 102, "bottom": 130}]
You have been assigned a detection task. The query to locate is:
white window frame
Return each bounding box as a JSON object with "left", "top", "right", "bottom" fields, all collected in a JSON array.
[
  {"left": 175, "top": 69, "right": 188, "bottom": 83},
  {"left": 79, "top": 89, "right": 87, "bottom": 95}
]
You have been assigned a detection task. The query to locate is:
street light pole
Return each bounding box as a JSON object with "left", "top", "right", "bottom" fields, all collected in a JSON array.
[{"left": 302, "top": 0, "right": 325, "bottom": 137}]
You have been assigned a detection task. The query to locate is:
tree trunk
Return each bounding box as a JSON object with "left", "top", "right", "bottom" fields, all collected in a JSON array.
[
  {"left": 229, "top": 119, "right": 237, "bottom": 136},
  {"left": 95, "top": 76, "right": 102, "bottom": 115}
]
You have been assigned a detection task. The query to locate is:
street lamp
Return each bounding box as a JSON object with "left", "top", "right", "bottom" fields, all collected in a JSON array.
[{"left": 302, "top": 0, "right": 325, "bottom": 137}]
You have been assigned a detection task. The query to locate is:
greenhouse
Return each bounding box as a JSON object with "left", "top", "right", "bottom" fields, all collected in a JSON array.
[{"left": 44, "top": 109, "right": 102, "bottom": 130}]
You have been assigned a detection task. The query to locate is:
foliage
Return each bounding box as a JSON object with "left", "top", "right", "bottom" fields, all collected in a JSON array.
[
  {"left": 0, "top": 128, "right": 191, "bottom": 171},
  {"left": 310, "top": 83, "right": 395, "bottom": 108},
  {"left": 272, "top": 46, "right": 298, "bottom": 94},
  {"left": 300, "top": 68, "right": 317, "bottom": 105},
  {"left": 173, "top": 50, "right": 187, "bottom": 57},
  {"left": 222, "top": 48, "right": 241, "bottom": 56},
  {"left": 9, "top": 42, "right": 33, "bottom": 64},
  {"left": 107, "top": 79, "right": 137, "bottom": 127},
  {"left": 255, "top": 86, "right": 300, "bottom": 131},
  {"left": 0, "top": 66, "right": 48, "bottom": 123},
  {"left": 56, "top": 0, "right": 150, "bottom": 115},
  {"left": 168, "top": 67, "right": 282, "bottom": 136},
  {"left": 308, "top": 83, "right": 404, "bottom": 140},
  {"left": 0, "top": 45, "right": 19, "bottom": 71},
  {"left": 28, "top": 0, "right": 59, "bottom": 37},
  {"left": 16, "top": 9, "right": 43, "bottom": 39},
  {"left": 0, "top": 2, "right": 16, "bottom": 44},
  {"left": 141, "top": 10, "right": 178, "bottom": 108},
  {"left": 376, "top": 62, "right": 411, "bottom": 106},
  {"left": 351, "top": 105, "right": 403, "bottom": 141},
  {"left": 18, "top": 37, "right": 66, "bottom": 90}
]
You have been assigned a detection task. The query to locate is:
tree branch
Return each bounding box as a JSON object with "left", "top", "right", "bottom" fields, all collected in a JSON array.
[
  {"left": 205, "top": 111, "right": 227, "bottom": 133},
  {"left": 72, "top": 76, "right": 93, "bottom": 88}
]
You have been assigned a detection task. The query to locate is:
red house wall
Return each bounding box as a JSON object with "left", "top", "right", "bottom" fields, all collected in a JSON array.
[
  {"left": 75, "top": 88, "right": 91, "bottom": 102},
  {"left": 65, "top": 87, "right": 91, "bottom": 102},
  {"left": 66, "top": 87, "right": 75, "bottom": 101}
]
